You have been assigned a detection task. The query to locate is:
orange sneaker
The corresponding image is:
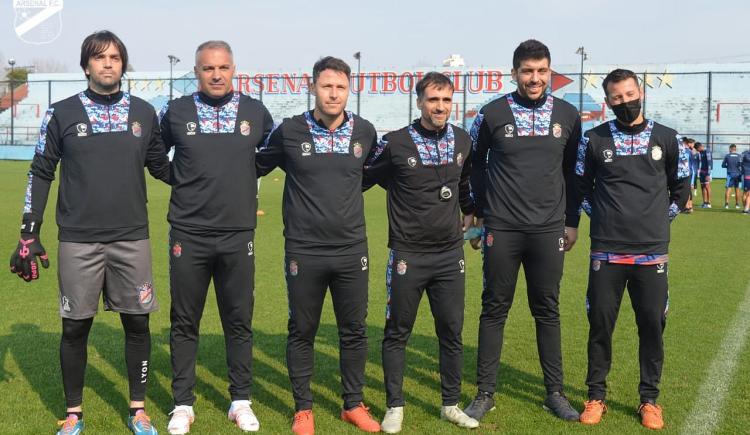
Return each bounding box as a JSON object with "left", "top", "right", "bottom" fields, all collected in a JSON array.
[
  {"left": 638, "top": 402, "right": 664, "bottom": 430},
  {"left": 341, "top": 403, "right": 380, "bottom": 432},
  {"left": 579, "top": 400, "right": 607, "bottom": 425},
  {"left": 292, "top": 409, "right": 314, "bottom": 435}
]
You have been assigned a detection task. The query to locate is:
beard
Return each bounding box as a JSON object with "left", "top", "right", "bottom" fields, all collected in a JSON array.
[
  {"left": 90, "top": 74, "right": 121, "bottom": 94},
  {"left": 424, "top": 113, "right": 448, "bottom": 130}
]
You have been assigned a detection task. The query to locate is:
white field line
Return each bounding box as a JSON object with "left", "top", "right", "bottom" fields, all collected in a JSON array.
[{"left": 681, "top": 280, "right": 750, "bottom": 434}]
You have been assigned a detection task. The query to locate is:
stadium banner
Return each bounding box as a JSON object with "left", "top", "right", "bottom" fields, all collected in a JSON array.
[{"left": 2, "top": 63, "right": 749, "bottom": 176}]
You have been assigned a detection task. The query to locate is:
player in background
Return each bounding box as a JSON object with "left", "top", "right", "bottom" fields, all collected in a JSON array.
[
  {"left": 681, "top": 137, "right": 695, "bottom": 213},
  {"left": 741, "top": 146, "right": 750, "bottom": 213},
  {"left": 722, "top": 144, "right": 742, "bottom": 209},
  {"left": 695, "top": 142, "right": 712, "bottom": 207}
]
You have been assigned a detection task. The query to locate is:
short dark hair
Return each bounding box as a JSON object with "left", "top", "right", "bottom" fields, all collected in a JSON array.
[
  {"left": 415, "top": 72, "right": 454, "bottom": 99},
  {"left": 312, "top": 56, "right": 351, "bottom": 82},
  {"left": 512, "top": 39, "right": 550, "bottom": 70},
  {"left": 602, "top": 69, "right": 639, "bottom": 97},
  {"left": 695, "top": 142, "right": 704, "bottom": 149},
  {"left": 80, "top": 30, "right": 128, "bottom": 78},
  {"left": 730, "top": 143, "right": 737, "bottom": 149}
]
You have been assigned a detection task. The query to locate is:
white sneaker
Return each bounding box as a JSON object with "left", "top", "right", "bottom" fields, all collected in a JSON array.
[
  {"left": 441, "top": 405, "right": 479, "bottom": 429},
  {"left": 228, "top": 400, "right": 260, "bottom": 432},
  {"left": 381, "top": 406, "right": 404, "bottom": 433},
  {"left": 168, "top": 405, "right": 194, "bottom": 435}
]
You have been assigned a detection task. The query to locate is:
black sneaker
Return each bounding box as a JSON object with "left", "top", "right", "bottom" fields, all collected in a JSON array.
[
  {"left": 463, "top": 391, "right": 495, "bottom": 421},
  {"left": 543, "top": 392, "right": 579, "bottom": 421}
]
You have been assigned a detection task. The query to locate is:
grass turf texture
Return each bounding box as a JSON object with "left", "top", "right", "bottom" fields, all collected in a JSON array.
[{"left": 0, "top": 159, "right": 747, "bottom": 434}]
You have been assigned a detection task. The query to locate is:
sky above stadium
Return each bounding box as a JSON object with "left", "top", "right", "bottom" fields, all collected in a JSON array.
[{"left": 1, "top": 0, "right": 747, "bottom": 73}]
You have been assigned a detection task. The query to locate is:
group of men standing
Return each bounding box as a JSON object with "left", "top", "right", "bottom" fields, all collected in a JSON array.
[
  {"left": 9, "top": 31, "right": 688, "bottom": 434},
  {"left": 679, "top": 137, "right": 750, "bottom": 213}
]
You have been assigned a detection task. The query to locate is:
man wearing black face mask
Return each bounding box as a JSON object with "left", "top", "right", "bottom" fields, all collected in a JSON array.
[{"left": 575, "top": 69, "right": 689, "bottom": 430}]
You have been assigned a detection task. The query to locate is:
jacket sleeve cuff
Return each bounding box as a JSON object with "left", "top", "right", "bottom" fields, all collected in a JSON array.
[
  {"left": 565, "top": 213, "right": 580, "bottom": 228},
  {"left": 460, "top": 204, "right": 476, "bottom": 216}
]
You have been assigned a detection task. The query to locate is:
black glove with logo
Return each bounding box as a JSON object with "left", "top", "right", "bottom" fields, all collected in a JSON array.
[{"left": 9, "top": 215, "right": 49, "bottom": 282}]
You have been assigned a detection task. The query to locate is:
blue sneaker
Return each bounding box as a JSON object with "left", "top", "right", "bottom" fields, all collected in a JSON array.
[
  {"left": 57, "top": 414, "right": 84, "bottom": 435},
  {"left": 128, "top": 410, "right": 158, "bottom": 435}
]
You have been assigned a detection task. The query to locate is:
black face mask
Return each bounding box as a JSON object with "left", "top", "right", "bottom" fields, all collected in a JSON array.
[{"left": 611, "top": 99, "right": 641, "bottom": 123}]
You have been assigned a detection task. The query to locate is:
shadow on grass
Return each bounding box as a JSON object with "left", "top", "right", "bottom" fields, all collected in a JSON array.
[
  {"left": 0, "top": 323, "right": 131, "bottom": 419},
  {"left": 2, "top": 317, "right": 636, "bottom": 424}
]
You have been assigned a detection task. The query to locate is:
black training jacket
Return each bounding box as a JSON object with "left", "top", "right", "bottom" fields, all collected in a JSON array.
[
  {"left": 161, "top": 91, "right": 273, "bottom": 233},
  {"left": 576, "top": 119, "right": 690, "bottom": 254},
  {"left": 363, "top": 120, "right": 474, "bottom": 252},
  {"left": 469, "top": 91, "right": 582, "bottom": 232},
  {"left": 256, "top": 111, "right": 377, "bottom": 255},
  {"left": 24, "top": 89, "right": 170, "bottom": 242}
]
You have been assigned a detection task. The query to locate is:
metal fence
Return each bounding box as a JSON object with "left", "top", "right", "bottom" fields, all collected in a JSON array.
[{"left": 1, "top": 71, "right": 749, "bottom": 161}]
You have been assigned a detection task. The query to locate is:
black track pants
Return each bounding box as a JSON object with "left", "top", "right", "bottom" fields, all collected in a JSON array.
[
  {"left": 169, "top": 228, "right": 256, "bottom": 405},
  {"left": 475, "top": 228, "right": 566, "bottom": 395},
  {"left": 284, "top": 251, "right": 369, "bottom": 411},
  {"left": 382, "top": 247, "right": 466, "bottom": 407},
  {"left": 585, "top": 260, "right": 669, "bottom": 403}
]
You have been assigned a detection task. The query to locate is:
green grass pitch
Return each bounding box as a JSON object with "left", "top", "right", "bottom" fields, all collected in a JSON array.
[{"left": 0, "top": 160, "right": 748, "bottom": 434}]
